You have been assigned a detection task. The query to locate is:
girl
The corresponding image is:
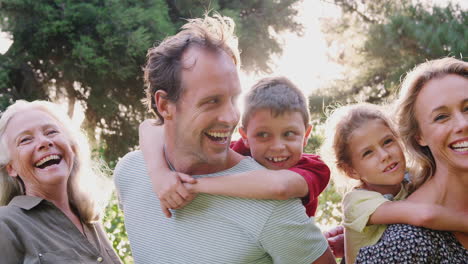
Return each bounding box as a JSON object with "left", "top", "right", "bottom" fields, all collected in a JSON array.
[{"left": 320, "top": 102, "right": 468, "bottom": 264}]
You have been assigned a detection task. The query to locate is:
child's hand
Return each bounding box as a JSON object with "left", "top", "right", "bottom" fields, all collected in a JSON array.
[
  {"left": 323, "top": 225, "right": 345, "bottom": 258},
  {"left": 152, "top": 172, "right": 197, "bottom": 218}
]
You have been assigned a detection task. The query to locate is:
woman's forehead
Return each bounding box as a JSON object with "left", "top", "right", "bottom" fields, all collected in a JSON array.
[{"left": 5, "top": 109, "right": 60, "bottom": 139}]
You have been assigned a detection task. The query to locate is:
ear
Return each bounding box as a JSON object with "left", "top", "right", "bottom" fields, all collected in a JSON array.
[
  {"left": 238, "top": 127, "right": 250, "bottom": 148},
  {"left": 415, "top": 133, "right": 427, "bottom": 147},
  {"left": 6, "top": 163, "right": 18, "bottom": 178},
  {"left": 341, "top": 163, "right": 360, "bottom": 180},
  {"left": 303, "top": 124, "right": 313, "bottom": 147},
  {"left": 154, "top": 90, "right": 175, "bottom": 121}
]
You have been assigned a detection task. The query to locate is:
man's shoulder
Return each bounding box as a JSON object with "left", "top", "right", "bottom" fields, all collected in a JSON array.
[
  {"left": 117, "top": 150, "right": 144, "bottom": 165},
  {"left": 232, "top": 156, "right": 264, "bottom": 170},
  {"left": 114, "top": 150, "right": 146, "bottom": 185},
  {"left": 115, "top": 150, "right": 144, "bottom": 172},
  {"left": 203, "top": 156, "right": 264, "bottom": 177}
]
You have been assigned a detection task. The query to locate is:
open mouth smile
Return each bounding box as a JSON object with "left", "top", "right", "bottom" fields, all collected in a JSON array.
[
  {"left": 266, "top": 156, "right": 290, "bottom": 163},
  {"left": 204, "top": 130, "right": 231, "bottom": 144},
  {"left": 35, "top": 154, "right": 62, "bottom": 169},
  {"left": 450, "top": 140, "right": 468, "bottom": 153},
  {"left": 383, "top": 162, "right": 398, "bottom": 173}
]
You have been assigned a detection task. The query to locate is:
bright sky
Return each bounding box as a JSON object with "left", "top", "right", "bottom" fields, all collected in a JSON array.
[
  {"left": 0, "top": 31, "right": 12, "bottom": 54},
  {"left": 239, "top": 0, "right": 342, "bottom": 97}
]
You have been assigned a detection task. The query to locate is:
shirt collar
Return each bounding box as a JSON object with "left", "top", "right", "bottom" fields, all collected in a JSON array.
[{"left": 8, "top": 195, "right": 44, "bottom": 210}]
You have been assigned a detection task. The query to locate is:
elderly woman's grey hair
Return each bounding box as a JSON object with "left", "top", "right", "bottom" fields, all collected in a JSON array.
[{"left": 0, "top": 100, "right": 111, "bottom": 222}]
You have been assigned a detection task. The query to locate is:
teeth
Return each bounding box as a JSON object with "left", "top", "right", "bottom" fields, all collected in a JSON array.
[
  {"left": 206, "top": 131, "right": 230, "bottom": 138},
  {"left": 267, "top": 157, "right": 288, "bottom": 163},
  {"left": 384, "top": 163, "right": 397, "bottom": 172},
  {"left": 453, "top": 147, "right": 468, "bottom": 152},
  {"left": 35, "top": 155, "right": 60, "bottom": 167},
  {"left": 451, "top": 141, "right": 468, "bottom": 149}
]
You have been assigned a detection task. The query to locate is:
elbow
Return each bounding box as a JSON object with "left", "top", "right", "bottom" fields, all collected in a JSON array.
[
  {"left": 270, "top": 173, "right": 306, "bottom": 200},
  {"left": 271, "top": 182, "right": 292, "bottom": 200}
]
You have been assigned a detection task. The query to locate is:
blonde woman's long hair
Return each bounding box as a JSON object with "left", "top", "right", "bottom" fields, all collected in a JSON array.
[{"left": 395, "top": 57, "right": 468, "bottom": 192}]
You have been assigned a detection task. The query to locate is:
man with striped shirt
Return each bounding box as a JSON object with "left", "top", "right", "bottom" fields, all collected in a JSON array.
[{"left": 114, "top": 15, "right": 334, "bottom": 264}]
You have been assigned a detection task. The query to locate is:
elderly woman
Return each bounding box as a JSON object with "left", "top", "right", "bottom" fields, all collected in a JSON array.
[
  {"left": 0, "top": 100, "right": 122, "bottom": 263},
  {"left": 356, "top": 58, "right": 468, "bottom": 262}
]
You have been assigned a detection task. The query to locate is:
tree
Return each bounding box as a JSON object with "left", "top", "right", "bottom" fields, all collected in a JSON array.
[
  {"left": 0, "top": 0, "right": 303, "bottom": 162},
  {"left": 310, "top": 0, "right": 467, "bottom": 118},
  {"left": 0, "top": 0, "right": 175, "bottom": 163}
]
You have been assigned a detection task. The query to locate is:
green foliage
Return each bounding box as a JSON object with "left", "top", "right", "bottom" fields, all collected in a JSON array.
[
  {"left": 310, "top": 0, "right": 467, "bottom": 117},
  {"left": 305, "top": 126, "right": 343, "bottom": 228},
  {"left": 103, "top": 193, "right": 133, "bottom": 264},
  {"left": 304, "top": 129, "right": 324, "bottom": 154},
  {"left": 0, "top": 92, "right": 13, "bottom": 111},
  {"left": 0, "top": 0, "right": 175, "bottom": 162},
  {"left": 316, "top": 183, "right": 343, "bottom": 228},
  {"left": 166, "top": 0, "right": 303, "bottom": 72},
  {"left": 0, "top": 0, "right": 303, "bottom": 163}
]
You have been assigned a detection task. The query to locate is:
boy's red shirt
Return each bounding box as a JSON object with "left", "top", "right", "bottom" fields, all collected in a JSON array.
[{"left": 230, "top": 140, "right": 330, "bottom": 216}]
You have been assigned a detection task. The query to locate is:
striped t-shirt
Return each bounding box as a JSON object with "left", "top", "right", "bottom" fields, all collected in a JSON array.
[{"left": 114, "top": 151, "right": 328, "bottom": 264}]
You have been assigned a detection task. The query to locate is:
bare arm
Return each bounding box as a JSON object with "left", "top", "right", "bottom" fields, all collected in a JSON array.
[
  {"left": 139, "top": 119, "right": 196, "bottom": 217},
  {"left": 186, "top": 169, "right": 308, "bottom": 200},
  {"left": 312, "top": 248, "right": 336, "bottom": 264},
  {"left": 369, "top": 200, "right": 468, "bottom": 232}
]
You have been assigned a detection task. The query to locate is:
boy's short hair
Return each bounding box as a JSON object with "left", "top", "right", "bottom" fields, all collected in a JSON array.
[{"left": 241, "top": 76, "right": 310, "bottom": 128}]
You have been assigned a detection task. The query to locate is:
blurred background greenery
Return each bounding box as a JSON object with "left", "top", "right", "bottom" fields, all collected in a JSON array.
[{"left": 1, "top": 0, "right": 466, "bottom": 263}]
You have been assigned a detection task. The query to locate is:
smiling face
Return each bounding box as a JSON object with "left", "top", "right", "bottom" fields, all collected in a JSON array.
[
  {"left": 166, "top": 47, "right": 241, "bottom": 174},
  {"left": 347, "top": 120, "right": 406, "bottom": 191},
  {"left": 414, "top": 74, "right": 468, "bottom": 173},
  {"left": 4, "top": 109, "right": 75, "bottom": 193},
  {"left": 241, "top": 109, "right": 311, "bottom": 170}
]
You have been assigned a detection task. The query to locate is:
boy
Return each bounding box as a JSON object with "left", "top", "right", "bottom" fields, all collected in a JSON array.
[{"left": 140, "top": 76, "right": 330, "bottom": 218}]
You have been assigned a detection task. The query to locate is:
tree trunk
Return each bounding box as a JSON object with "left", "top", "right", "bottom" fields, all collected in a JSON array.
[{"left": 65, "top": 81, "right": 75, "bottom": 118}]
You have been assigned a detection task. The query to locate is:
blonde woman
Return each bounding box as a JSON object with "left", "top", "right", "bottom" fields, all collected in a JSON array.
[{"left": 0, "top": 100, "right": 122, "bottom": 263}]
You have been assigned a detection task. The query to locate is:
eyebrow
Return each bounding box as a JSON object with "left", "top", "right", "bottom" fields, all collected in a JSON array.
[
  {"left": 357, "top": 146, "right": 371, "bottom": 156},
  {"left": 14, "top": 124, "right": 57, "bottom": 141},
  {"left": 197, "top": 95, "right": 220, "bottom": 105},
  {"left": 430, "top": 98, "right": 468, "bottom": 114},
  {"left": 357, "top": 133, "right": 393, "bottom": 153}
]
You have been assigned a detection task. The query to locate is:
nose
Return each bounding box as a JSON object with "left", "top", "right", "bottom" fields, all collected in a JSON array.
[
  {"left": 378, "top": 147, "right": 391, "bottom": 162},
  {"left": 453, "top": 111, "right": 468, "bottom": 134},
  {"left": 218, "top": 100, "right": 240, "bottom": 126},
  {"left": 270, "top": 137, "right": 286, "bottom": 152},
  {"left": 37, "top": 135, "right": 53, "bottom": 151}
]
